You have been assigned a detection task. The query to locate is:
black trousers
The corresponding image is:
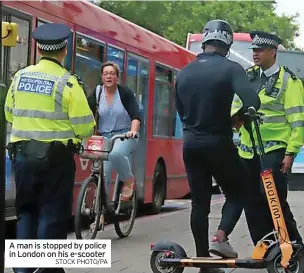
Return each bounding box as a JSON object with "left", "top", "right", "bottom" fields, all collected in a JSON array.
[
  {"left": 218, "top": 148, "right": 302, "bottom": 245},
  {"left": 183, "top": 138, "right": 248, "bottom": 257},
  {"left": 13, "top": 145, "right": 75, "bottom": 273},
  {"left": 244, "top": 149, "right": 302, "bottom": 245}
]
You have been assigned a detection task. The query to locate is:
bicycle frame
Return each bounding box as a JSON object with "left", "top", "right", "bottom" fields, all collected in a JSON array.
[
  {"left": 90, "top": 158, "right": 122, "bottom": 217},
  {"left": 90, "top": 158, "right": 107, "bottom": 224},
  {"left": 80, "top": 134, "right": 137, "bottom": 223}
]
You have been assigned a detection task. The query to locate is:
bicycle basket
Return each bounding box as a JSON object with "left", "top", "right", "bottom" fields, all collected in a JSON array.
[{"left": 80, "top": 135, "right": 111, "bottom": 160}]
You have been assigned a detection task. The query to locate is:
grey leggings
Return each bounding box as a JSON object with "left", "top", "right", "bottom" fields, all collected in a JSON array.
[{"left": 101, "top": 130, "right": 138, "bottom": 195}]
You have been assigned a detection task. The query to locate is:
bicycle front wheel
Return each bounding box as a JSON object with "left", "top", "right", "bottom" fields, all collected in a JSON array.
[
  {"left": 114, "top": 190, "right": 137, "bottom": 238},
  {"left": 74, "top": 175, "right": 102, "bottom": 239}
]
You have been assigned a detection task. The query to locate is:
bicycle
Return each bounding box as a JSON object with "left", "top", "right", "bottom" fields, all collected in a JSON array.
[{"left": 74, "top": 133, "right": 138, "bottom": 240}]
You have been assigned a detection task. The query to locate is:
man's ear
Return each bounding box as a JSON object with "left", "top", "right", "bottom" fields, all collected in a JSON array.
[{"left": 270, "top": 48, "right": 277, "bottom": 58}]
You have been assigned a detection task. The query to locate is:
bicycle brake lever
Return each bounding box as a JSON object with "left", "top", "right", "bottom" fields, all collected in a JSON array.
[
  {"left": 79, "top": 144, "right": 84, "bottom": 154},
  {"left": 122, "top": 134, "right": 139, "bottom": 140}
]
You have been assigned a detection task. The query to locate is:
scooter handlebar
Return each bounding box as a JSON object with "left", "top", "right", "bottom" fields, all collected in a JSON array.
[
  {"left": 244, "top": 106, "right": 265, "bottom": 156},
  {"left": 247, "top": 106, "right": 257, "bottom": 116},
  {"left": 245, "top": 106, "right": 264, "bottom": 123}
]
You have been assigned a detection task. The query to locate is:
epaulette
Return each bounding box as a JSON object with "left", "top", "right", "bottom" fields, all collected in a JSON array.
[
  {"left": 245, "top": 65, "right": 259, "bottom": 72},
  {"left": 283, "top": 66, "right": 297, "bottom": 80},
  {"left": 73, "top": 72, "right": 84, "bottom": 85},
  {"left": 246, "top": 65, "right": 259, "bottom": 81},
  {"left": 67, "top": 70, "right": 85, "bottom": 88}
]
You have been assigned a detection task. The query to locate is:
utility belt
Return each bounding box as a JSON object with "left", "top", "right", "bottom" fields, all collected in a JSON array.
[{"left": 6, "top": 139, "right": 81, "bottom": 165}]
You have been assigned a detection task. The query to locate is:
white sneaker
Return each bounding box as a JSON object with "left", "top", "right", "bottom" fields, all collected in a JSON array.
[{"left": 209, "top": 239, "right": 238, "bottom": 258}]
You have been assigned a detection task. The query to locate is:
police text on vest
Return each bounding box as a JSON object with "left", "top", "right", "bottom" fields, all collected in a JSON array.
[{"left": 17, "top": 77, "right": 55, "bottom": 95}]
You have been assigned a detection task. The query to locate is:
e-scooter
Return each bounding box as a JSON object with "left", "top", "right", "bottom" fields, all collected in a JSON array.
[{"left": 149, "top": 107, "right": 304, "bottom": 273}]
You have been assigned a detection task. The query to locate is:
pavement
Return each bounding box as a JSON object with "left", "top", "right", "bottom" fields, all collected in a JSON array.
[{"left": 4, "top": 191, "right": 304, "bottom": 273}]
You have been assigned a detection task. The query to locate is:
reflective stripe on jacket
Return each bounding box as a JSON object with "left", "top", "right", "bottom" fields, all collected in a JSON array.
[
  {"left": 232, "top": 65, "right": 304, "bottom": 159},
  {"left": 4, "top": 58, "right": 95, "bottom": 144}
]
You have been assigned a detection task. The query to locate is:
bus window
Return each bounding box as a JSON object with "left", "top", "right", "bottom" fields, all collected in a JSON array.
[
  {"left": 153, "top": 64, "right": 173, "bottom": 137},
  {"left": 35, "top": 20, "right": 73, "bottom": 71},
  {"left": 126, "top": 55, "right": 138, "bottom": 94},
  {"left": 126, "top": 53, "right": 150, "bottom": 124},
  {"left": 8, "top": 16, "right": 31, "bottom": 83},
  {"left": 74, "top": 34, "right": 104, "bottom": 97},
  {"left": 107, "top": 45, "right": 125, "bottom": 83}
]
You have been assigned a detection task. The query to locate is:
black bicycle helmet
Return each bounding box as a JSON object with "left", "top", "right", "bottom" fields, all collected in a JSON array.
[{"left": 201, "top": 19, "right": 234, "bottom": 49}]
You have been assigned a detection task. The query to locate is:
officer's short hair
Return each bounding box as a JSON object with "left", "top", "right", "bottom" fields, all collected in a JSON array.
[{"left": 101, "top": 62, "right": 120, "bottom": 78}]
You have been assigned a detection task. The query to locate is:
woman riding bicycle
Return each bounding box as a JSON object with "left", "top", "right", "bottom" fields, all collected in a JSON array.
[{"left": 87, "top": 62, "right": 141, "bottom": 202}]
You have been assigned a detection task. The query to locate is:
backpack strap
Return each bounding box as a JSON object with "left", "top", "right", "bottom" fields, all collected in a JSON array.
[
  {"left": 94, "top": 85, "right": 102, "bottom": 135},
  {"left": 96, "top": 85, "right": 102, "bottom": 107}
]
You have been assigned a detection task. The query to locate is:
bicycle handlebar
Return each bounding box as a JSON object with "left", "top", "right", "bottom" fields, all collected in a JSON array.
[
  {"left": 79, "top": 133, "right": 139, "bottom": 157},
  {"left": 107, "top": 133, "right": 138, "bottom": 153}
]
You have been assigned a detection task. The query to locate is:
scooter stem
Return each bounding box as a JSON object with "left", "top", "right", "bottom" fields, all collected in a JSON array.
[
  {"left": 249, "top": 107, "right": 293, "bottom": 268},
  {"left": 249, "top": 109, "right": 265, "bottom": 170}
]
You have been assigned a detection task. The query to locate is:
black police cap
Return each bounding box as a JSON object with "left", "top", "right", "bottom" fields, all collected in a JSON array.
[
  {"left": 249, "top": 31, "right": 282, "bottom": 49},
  {"left": 32, "top": 23, "right": 71, "bottom": 51}
]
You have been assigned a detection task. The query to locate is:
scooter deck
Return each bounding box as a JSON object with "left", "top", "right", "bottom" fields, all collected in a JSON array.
[{"left": 159, "top": 257, "right": 266, "bottom": 269}]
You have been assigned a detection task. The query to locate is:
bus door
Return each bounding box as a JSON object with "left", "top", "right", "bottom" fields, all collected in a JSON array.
[{"left": 125, "top": 53, "right": 150, "bottom": 202}]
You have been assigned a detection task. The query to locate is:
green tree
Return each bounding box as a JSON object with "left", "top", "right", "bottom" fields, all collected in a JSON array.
[{"left": 98, "top": 0, "right": 300, "bottom": 49}]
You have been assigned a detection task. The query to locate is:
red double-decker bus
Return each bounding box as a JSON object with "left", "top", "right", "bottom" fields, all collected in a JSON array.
[{"left": 2, "top": 0, "right": 195, "bottom": 221}]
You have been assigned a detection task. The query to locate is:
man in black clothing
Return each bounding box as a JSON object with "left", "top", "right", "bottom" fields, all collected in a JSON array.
[{"left": 175, "top": 19, "right": 260, "bottom": 273}]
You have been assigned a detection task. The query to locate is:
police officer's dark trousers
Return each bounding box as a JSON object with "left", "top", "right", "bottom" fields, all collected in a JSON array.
[
  {"left": 183, "top": 137, "right": 248, "bottom": 257},
  {"left": 12, "top": 141, "right": 75, "bottom": 273},
  {"left": 243, "top": 148, "right": 302, "bottom": 245}
]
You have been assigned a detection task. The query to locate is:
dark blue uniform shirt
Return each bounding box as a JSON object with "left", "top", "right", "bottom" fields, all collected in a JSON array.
[{"left": 175, "top": 52, "right": 260, "bottom": 147}]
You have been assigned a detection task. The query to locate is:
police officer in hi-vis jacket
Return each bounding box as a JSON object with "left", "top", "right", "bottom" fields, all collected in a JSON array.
[
  {"left": 210, "top": 31, "right": 304, "bottom": 259},
  {"left": 5, "top": 23, "right": 95, "bottom": 273}
]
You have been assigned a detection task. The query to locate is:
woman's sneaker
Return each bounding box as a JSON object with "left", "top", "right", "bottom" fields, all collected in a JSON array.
[{"left": 209, "top": 236, "right": 238, "bottom": 258}]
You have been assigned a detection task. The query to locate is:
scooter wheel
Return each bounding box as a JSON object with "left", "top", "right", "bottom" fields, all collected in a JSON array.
[
  {"left": 266, "top": 252, "right": 304, "bottom": 273},
  {"left": 150, "top": 251, "right": 184, "bottom": 273}
]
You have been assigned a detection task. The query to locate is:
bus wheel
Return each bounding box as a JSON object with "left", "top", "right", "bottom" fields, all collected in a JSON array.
[{"left": 151, "top": 163, "right": 166, "bottom": 214}]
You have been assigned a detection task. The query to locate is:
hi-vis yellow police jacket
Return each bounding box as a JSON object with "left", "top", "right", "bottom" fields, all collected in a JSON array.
[
  {"left": 231, "top": 65, "right": 304, "bottom": 159},
  {"left": 4, "top": 58, "right": 96, "bottom": 145}
]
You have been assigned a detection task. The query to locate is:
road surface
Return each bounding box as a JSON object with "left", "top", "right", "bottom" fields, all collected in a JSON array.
[{"left": 4, "top": 192, "right": 304, "bottom": 273}]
